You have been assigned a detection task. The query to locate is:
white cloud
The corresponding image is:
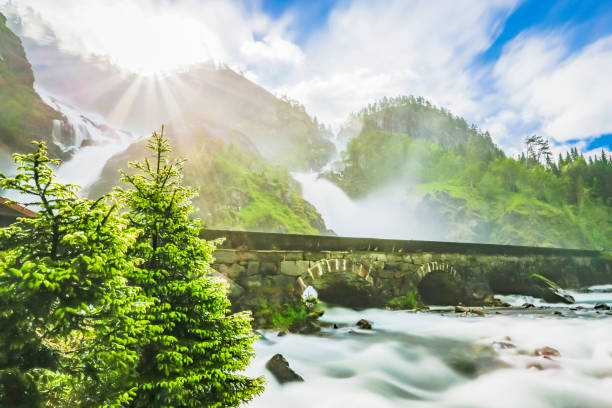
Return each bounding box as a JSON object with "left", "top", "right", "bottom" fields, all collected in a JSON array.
[
  {"left": 268, "top": 0, "right": 518, "bottom": 128},
  {"left": 4, "top": 0, "right": 612, "bottom": 155},
  {"left": 485, "top": 32, "right": 612, "bottom": 151},
  {"left": 241, "top": 35, "right": 304, "bottom": 66},
  {"left": 2, "top": 0, "right": 297, "bottom": 75}
]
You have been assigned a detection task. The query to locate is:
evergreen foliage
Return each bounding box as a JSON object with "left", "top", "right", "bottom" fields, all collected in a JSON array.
[
  {"left": 330, "top": 96, "right": 612, "bottom": 249},
  {"left": 115, "top": 127, "right": 264, "bottom": 407},
  {"left": 0, "top": 142, "right": 150, "bottom": 407}
]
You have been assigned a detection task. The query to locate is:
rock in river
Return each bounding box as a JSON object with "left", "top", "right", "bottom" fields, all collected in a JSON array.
[
  {"left": 266, "top": 354, "right": 304, "bottom": 384},
  {"left": 534, "top": 346, "right": 560, "bottom": 358},
  {"left": 356, "top": 319, "right": 372, "bottom": 329},
  {"left": 594, "top": 303, "right": 610, "bottom": 310}
]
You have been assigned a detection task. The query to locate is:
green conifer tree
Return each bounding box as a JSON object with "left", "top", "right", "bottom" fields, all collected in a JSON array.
[
  {"left": 116, "top": 127, "right": 264, "bottom": 408},
  {"left": 0, "top": 142, "right": 151, "bottom": 407}
]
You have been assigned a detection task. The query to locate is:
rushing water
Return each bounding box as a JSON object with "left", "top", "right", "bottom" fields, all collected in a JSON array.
[
  {"left": 245, "top": 285, "right": 612, "bottom": 408},
  {"left": 293, "top": 172, "right": 443, "bottom": 240},
  {"left": 39, "top": 89, "right": 140, "bottom": 189}
]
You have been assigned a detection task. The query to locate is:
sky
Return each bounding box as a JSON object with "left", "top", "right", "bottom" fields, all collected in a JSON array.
[{"left": 3, "top": 0, "right": 612, "bottom": 157}]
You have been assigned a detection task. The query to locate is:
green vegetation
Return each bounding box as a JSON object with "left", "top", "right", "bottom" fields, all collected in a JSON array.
[
  {"left": 530, "top": 273, "right": 560, "bottom": 290},
  {"left": 0, "top": 142, "right": 151, "bottom": 407},
  {"left": 91, "top": 126, "right": 327, "bottom": 235},
  {"left": 195, "top": 143, "right": 326, "bottom": 234},
  {"left": 0, "top": 135, "right": 264, "bottom": 407},
  {"left": 0, "top": 13, "right": 62, "bottom": 161},
  {"left": 115, "top": 128, "right": 264, "bottom": 407},
  {"left": 252, "top": 297, "right": 323, "bottom": 333},
  {"left": 328, "top": 96, "right": 612, "bottom": 249},
  {"left": 387, "top": 291, "right": 420, "bottom": 310}
]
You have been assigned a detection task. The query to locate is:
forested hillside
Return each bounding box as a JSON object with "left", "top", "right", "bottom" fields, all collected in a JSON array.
[
  {"left": 328, "top": 96, "right": 612, "bottom": 249},
  {"left": 90, "top": 120, "right": 328, "bottom": 234}
]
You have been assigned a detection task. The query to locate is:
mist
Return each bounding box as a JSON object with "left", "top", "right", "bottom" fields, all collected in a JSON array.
[{"left": 294, "top": 172, "right": 448, "bottom": 241}]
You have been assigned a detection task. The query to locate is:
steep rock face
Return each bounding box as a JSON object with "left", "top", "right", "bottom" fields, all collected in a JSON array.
[
  {"left": 0, "top": 12, "right": 62, "bottom": 162},
  {"left": 89, "top": 119, "right": 328, "bottom": 234}
]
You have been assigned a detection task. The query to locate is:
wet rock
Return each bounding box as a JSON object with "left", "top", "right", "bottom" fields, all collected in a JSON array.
[
  {"left": 455, "top": 305, "right": 484, "bottom": 316},
  {"left": 470, "top": 307, "right": 485, "bottom": 316},
  {"left": 482, "top": 295, "right": 510, "bottom": 307},
  {"left": 526, "top": 358, "right": 561, "bottom": 370},
  {"left": 526, "top": 362, "right": 544, "bottom": 370},
  {"left": 493, "top": 341, "right": 516, "bottom": 349},
  {"left": 542, "top": 288, "right": 575, "bottom": 304},
  {"left": 534, "top": 346, "right": 560, "bottom": 358},
  {"left": 296, "top": 321, "right": 321, "bottom": 334},
  {"left": 522, "top": 303, "right": 535, "bottom": 309},
  {"left": 356, "top": 319, "right": 372, "bottom": 330},
  {"left": 277, "top": 331, "right": 287, "bottom": 337},
  {"left": 266, "top": 354, "right": 304, "bottom": 384},
  {"left": 594, "top": 303, "right": 611, "bottom": 310},
  {"left": 333, "top": 324, "right": 339, "bottom": 329},
  {"left": 553, "top": 311, "right": 563, "bottom": 315}
]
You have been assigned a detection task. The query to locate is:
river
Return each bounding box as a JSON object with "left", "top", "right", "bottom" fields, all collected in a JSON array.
[{"left": 245, "top": 285, "right": 612, "bottom": 408}]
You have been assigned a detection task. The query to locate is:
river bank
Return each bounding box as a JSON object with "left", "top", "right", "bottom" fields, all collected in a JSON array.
[{"left": 245, "top": 285, "right": 612, "bottom": 408}]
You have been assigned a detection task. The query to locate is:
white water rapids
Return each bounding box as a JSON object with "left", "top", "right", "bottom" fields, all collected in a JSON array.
[{"left": 245, "top": 285, "right": 612, "bottom": 408}]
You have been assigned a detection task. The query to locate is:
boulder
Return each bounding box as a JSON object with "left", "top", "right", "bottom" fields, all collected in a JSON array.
[
  {"left": 266, "top": 354, "right": 304, "bottom": 384},
  {"left": 356, "top": 319, "right": 372, "bottom": 330},
  {"left": 594, "top": 303, "right": 611, "bottom": 310},
  {"left": 541, "top": 287, "right": 575, "bottom": 304},
  {"left": 534, "top": 346, "right": 560, "bottom": 358},
  {"left": 469, "top": 307, "right": 485, "bottom": 316},
  {"left": 522, "top": 303, "right": 535, "bottom": 309},
  {"left": 455, "top": 305, "right": 484, "bottom": 316}
]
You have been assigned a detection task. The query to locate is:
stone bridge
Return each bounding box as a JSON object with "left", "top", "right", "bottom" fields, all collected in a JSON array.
[{"left": 203, "top": 229, "right": 612, "bottom": 308}]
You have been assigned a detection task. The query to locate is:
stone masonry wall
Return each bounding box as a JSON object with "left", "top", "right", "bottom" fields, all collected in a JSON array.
[
  {"left": 205, "top": 230, "right": 612, "bottom": 308},
  {"left": 9, "top": 210, "right": 606, "bottom": 306}
]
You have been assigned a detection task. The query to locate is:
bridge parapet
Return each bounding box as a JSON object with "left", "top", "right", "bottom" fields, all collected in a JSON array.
[{"left": 203, "top": 229, "right": 612, "bottom": 308}]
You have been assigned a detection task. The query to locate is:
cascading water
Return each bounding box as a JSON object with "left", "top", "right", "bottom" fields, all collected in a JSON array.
[
  {"left": 246, "top": 285, "right": 612, "bottom": 408},
  {"left": 39, "top": 90, "right": 140, "bottom": 190},
  {"left": 293, "top": 173, "right": 444, "bottom": 240}
]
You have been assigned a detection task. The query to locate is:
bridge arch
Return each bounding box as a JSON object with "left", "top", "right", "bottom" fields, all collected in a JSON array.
[
  {"left": 296, "top": 258, "right": 373, "bottom": 290},
  {"left": 416, "top": 261, "right": 458, "bottom": 281},
  {"left": 417, "top": 262, "right": 463, "bottom": 305},
  {"left": 296, "top": 258, "right": 379, "bottom": 308}
]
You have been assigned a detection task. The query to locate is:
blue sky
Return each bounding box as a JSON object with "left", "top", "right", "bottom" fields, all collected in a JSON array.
[
  {"left": 257, "top": 0, "right": 612, "bottom": 154},
  {"left": 5, "top": 0, "right": 612, "bottom": 155}
]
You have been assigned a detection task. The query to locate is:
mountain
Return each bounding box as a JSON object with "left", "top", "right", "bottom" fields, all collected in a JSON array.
[
  {"left": 0, "top": 12, "right": 61, "bottom": 165},
  {"left": 327, "top": 96, "right": 612, "bottom": 249},
  {"left": 6, "top": 25, "right": 336, "bottom": 172},
  {"left": 89, "top": 118, "right": 328, "bottom": 234},
  {"left": 0, "top": 17, "right": 329, "bottom": 234},
  {"left": 0, "top": 12, "right": 132, "bottom": 180}
]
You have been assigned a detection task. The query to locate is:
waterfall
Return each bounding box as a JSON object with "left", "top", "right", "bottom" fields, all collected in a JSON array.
[
  {"left": 39, "top": 89, "right": 141, "bottom": 190},
  {"left": 293, "top": 173, "right": 442, "bottom": 240}
]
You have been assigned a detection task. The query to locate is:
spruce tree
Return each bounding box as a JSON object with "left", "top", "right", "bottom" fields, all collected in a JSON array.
[
  {"left": 0, "top": 142, "right": 151, "bottom": 407},
  {"left": 116, "top": 127, "right": 264, "bottom": 408}
]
